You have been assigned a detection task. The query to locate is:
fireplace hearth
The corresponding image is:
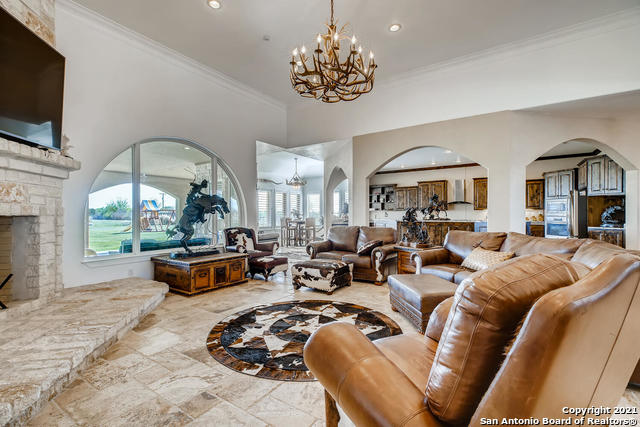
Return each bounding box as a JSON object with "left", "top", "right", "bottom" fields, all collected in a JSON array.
[{"left": 0, "top": 137, "right": 80, "bottom": 318}]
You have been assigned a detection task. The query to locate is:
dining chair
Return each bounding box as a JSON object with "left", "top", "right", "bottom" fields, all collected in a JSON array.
[
  {"left": 280, "top": 218, "right": 291, "bottom": 247},
  {"left": 304, "top": 217, "right": 316, "bottom": 244}
]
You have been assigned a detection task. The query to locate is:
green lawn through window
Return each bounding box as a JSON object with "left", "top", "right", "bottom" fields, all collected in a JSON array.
[{"left": 88, "top": 219, "right": 169, "bottom": 253}]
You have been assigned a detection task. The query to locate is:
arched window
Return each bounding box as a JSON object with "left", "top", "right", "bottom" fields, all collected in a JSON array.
[{"left": 85, "top": 139, "right": 245, "bottom": 257}]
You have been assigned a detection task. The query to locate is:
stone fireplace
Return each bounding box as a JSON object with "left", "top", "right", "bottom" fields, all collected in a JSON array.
[{"left": 0, "top": 136, "right": 80, "bottom": 317}]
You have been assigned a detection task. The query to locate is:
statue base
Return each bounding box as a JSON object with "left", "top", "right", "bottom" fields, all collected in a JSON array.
[{"left": 170, "top": 247, "right": 221, "bottom": 259}]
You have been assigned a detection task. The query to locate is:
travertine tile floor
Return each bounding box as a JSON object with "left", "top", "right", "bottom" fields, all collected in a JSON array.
[{"left": 30, "top": 271, "right": 640, "bottom": 426}]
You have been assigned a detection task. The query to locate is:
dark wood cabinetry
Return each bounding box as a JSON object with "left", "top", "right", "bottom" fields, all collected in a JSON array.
[
  {"left": 525, "top": 179, "right": 544, "bottom": 209},
  {"left": 588, "top": 228, "right": 625, "bottom": 248},
  {"left": 473, "top": 178, "right": 488, "bottom": 210},
  {"left": 152, "top": 253, "right": 248, "bottom": 295},
  {"left": 418, "top": 180, "right": 448, "bottom": 209},
  {"left": 395, "top": 246, "right": 424, "bottom": 274},
  {"left": 398, "top": 220, "right": 475, "bottom": 247},
  {"left": 527, "top": 223, "right": 545, "bottom": 237},
  {"left": 395, "top": 186, "right": 418, "bottom": 211},
  {"left": 583, "top": 155, "right": 624, "bottom": 196},
  {"left": 369, "top": 185, "right": 396, "bottom": 211}
]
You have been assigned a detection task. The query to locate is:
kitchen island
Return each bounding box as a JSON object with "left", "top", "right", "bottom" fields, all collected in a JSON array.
[{"left": 396, "top": 220, "right": 483, "bottom": 246}]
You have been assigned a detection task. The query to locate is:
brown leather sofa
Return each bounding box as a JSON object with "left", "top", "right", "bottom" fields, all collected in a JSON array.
[
  {"left": 307, "top": 226, "right": 398, "bottom": 284},
  {"left": 304, "top": 234, "right": 640, "bottom": 426},
  {"left": 413, "top": 231, "right": 589, "bottom": 283}
]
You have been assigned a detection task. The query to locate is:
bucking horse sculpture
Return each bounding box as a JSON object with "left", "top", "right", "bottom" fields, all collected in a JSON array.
[
  {"left": 421, "top": 193, "right": 448, "bottom": 220},
  {"left": 166, "top": 179, "right": 230, "bottom": 256}
]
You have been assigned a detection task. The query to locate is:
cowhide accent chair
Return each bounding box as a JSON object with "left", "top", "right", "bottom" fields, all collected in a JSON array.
[{"left": 224, "top": 227, "right": 278, "bottom": 260}]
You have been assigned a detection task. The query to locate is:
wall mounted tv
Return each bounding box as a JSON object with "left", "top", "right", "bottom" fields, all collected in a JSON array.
[{"left": 0, "top": 7, "right": 65, "bottom": 150}]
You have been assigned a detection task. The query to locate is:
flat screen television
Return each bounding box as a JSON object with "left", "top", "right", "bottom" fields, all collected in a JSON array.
[{"left": 0, "top": 7, "right": 65, "bottom": 150}]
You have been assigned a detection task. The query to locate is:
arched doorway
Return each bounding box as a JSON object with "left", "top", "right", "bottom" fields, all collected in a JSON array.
[
  {"left": 524, "top": 139, "right": 638, "bottom": 248},
  {"left": 326, "top": 167, "right": 349, "bottom": 226},
  {"left": 366, "top": 146, "right": 488, "bottom": 246}
]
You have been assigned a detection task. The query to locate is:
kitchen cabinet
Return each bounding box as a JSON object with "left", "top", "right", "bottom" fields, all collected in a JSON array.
[
  {"left": 544, "top": 170, "right": 574, "bottom": 199},
  {"left": 418, "top": 180, "right": 448, "bottom": 209},
  {"left": 525, "top": 179, "right": 544, "bottom": 209},
  {"left": 577, "top": 161, "right": 588, "bottom": 191},
  {"left": 395, "top": 186, "right": 418, "bottom": 211},
  {"left": 527, "top": 223, "right": 545, "bottom": 237},
  {"left": 473, "top": 178, "right": 488, "bottom": 210},
  {"left": 586, "top": 155, "right": 624, "bottom": 195},
  {"left": 588, "top": 227, "right": 625, "bottom": 248}
]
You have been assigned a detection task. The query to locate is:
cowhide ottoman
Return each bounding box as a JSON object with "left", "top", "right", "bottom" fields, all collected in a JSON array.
[
  {"left": 291, "top": 260, "right": 352, "bottom": 295},
  {"left": 249, "top": 256, "right": 289, "bottom": 280}
]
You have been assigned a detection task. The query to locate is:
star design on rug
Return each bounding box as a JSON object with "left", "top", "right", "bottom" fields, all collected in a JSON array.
[{"left": 208, "top": 301, "right": 402, "bottom": 382}]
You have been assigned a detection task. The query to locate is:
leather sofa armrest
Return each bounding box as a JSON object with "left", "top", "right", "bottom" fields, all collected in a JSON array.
[
  {"left": 225, "top": 245, "right": 246, "bottom": 254},
  {"left": 411, "top": 248, "right": 450, "bottom": 274},
  {"left": 304, "top": 322, "right": 443, "bottom": 427},
  {"left": 255, "top": 241, "right": 279, "bottom": 254},
  {"left": 371, "top": 243, "right": 398, "bottom": 264},
  {"left": 306, "top": 240, "right": 332, "bottom": 259},
  {"left": 425, "top": 296, "right": 455, "bottom": 342}
]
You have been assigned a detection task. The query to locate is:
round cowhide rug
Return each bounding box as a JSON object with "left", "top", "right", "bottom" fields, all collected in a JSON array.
[{"left": 206, "top": 300, "right": 402, "bottom": 381}]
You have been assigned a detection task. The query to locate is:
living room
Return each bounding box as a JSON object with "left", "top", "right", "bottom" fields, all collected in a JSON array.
[{"left": 1, "top": 0, "right": 640, "bottom": 426}]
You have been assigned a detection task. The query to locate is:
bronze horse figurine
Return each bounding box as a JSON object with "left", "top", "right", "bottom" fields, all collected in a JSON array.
[{"left": 166, "top": 180, "right": 230, "bottom": 254}]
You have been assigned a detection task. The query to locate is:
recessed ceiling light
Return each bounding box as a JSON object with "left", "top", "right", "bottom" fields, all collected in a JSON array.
[
  {"left": 400, "top": 164, "right": 405, "bottom": 169},
  {"left": 444, "top": 149, "right": 452, "bottom": 154},
  {"left": 208, "top": 0, "right": 221, "bottom": 10},
  {"left": 184, "top": 147, "right": 191, "bottom": 150},
  {"left": 455, "top": 157, "right": 462, "bottom": 163},
  {"left": 431, "top": 160, "right": 437, "bottom": 165},
  {"left": 388, "top": 23, "right": 402, "bottom": 32}
]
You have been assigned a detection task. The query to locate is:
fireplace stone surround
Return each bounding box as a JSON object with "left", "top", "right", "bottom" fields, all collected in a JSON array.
[{"left": 0, "top": 136, "right": 80, "bottom": 319}]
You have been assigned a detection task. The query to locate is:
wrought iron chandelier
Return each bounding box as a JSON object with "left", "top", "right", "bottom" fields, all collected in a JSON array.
[
  {"left": 289, "top": 0, "right": 377, "bottom": 103},
  {"left": 286, "top": 158, "right": 307, "bottom": 189}
]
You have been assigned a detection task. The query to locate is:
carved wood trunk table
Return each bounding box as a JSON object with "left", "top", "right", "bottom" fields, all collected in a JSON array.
[{"left": 152, "top": 252, "right": 248, "bottom": 295}]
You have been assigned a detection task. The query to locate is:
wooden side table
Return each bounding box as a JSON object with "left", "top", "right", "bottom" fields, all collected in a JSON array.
[
  {"left": 152, "top": 252, "right": 248, "bottom": 296},
  {"left": 395, "top": 246, "right": 427, "bottom": 274}
]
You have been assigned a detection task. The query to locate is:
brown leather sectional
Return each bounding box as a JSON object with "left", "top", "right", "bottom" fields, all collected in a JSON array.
[
  {"left": 307, "top": 226, "right": 398, "bottom": 284},
  {"left": 304, "top": 230, "right": 640, "bottom": 426}
]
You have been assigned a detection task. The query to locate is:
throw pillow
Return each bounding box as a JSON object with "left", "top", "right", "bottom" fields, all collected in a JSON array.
[
  {"left": 425, "top": 254, "right": 583, "bottom": 425},
  {"left": 461, "top": 247, "right": 514, "bottom": 271},
  {"left": 356, "top": 240, "right": 383, "bottom": 256}
]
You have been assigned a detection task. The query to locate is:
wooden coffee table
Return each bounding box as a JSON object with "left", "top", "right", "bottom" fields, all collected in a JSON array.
[{"left": 152, "top": 252, "right": 248, "bottom": 295}]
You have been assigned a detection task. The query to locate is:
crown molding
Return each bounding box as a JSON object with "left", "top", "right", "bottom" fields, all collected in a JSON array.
[
  {"left": 381, "top": 6, "right": 640, "bottom": 90},
  {"left": 291, "top": 6, "right": 640, "bottom": 113},
  {"left": 56, "top": 0, "right": 286, "bottom": 112}
]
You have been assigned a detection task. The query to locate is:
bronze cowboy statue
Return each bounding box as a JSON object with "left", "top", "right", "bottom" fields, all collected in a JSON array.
[
  {"left": 421, "top": 193, "right": 448, "bottom": 220},
  {"left": 166, "top": 179, "right": 230, "bottom": 256}
]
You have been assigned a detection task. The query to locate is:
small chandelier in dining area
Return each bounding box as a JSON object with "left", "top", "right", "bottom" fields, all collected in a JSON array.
[
  {"left": 286, "top": 158, "right": 307, "bottom": 189},
  {"left": 289, "top": 0, "right": 377, "bottom": 103}
]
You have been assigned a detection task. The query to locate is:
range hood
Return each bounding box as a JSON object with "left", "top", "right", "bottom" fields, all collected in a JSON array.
[{"left": 448, "top": 179, "right": 472, "bottom": 205}]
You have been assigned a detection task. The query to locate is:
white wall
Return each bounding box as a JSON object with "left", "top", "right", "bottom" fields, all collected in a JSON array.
[
  {"left": 369, "top": 165, "right": 489, "bottom": 223},
  {"left": 287, "top": 9, "right": 640, "bottom": 146},
  {"left": 57, "top": 2, "right": 287, "bottom": 287}
]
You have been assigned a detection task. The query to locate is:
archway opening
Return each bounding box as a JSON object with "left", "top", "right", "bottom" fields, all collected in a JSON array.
[
  {"left": 525, "top": 139, "right": 637, "bottom": 247},
  {"left": 326, "top": 167, "right": 349, "bottom": 227},
  {"left": 369, "top": 146, "right": 488, "bottom": 246}
]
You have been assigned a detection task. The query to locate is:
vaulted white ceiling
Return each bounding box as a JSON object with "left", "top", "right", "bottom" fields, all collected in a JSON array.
[{"left": 71, "top": 0, "right": 639, "bottom": 106}]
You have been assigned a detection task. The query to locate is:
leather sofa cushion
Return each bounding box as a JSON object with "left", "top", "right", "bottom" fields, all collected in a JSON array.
[
  {"left": 357, "top": 227, "right": 397, "bottom": 248},
  {"left": 375, "top": 333, "right": 439, "bottom": 391},
  {"left": 317, "top": 251, "right": 352, "bottom": 261},
  {"left": 342, "top": 254, "right": 372, "bottom": 269},
  {"left": 500, "top": 232, "right": 584, "bottom": 258},
  {"left": 426, "top": 254, "right": 583, "bottom": 425},
  {"left": 419, "top": 264, "right": 465, "bottom": 282},
  {"left": 328, "top": 226, "right": 360, "bottom": 252},
  {"left": 425, "top": 296, "right": 454, "bottom": 342},
  {"left": 453, "top": 269, "right": 473, "bottom": 285},
  {"left": 571, "top": 239, "right": 629, "bottom": 269},
  {"left": 444, "top": 231, "right": 507, "bottom": 264}
]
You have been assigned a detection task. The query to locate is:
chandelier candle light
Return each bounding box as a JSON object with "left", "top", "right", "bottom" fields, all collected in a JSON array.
[
  {"left": 286, "top": 158, "right": 307, "bottom": 189},
  {"left": 290, "top": 0, "right": 377, "bottom": 103}
]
